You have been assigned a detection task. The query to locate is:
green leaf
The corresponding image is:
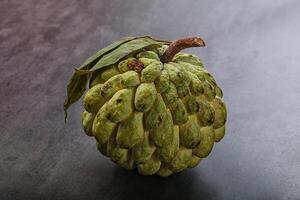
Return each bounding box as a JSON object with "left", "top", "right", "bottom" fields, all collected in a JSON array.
[
  {"left": 64, "top": 72, "right": 89, "bottom": 121},
  {"left": 79, "top": 36, "right": 137, "bottom": 70},
  {"left": 77, "top": 37, "right": 169, "bottom": 74},
  {"left": 64, "top": 36, "right": 170, "bottom": 122},
  {"left": 64, "top": 37, "right": 141, "bottom": 121}
]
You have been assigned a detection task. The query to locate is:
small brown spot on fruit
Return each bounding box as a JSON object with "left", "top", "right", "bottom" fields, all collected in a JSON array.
[{"left": 127, "top": 60, "right": 144, "bottom": 73}]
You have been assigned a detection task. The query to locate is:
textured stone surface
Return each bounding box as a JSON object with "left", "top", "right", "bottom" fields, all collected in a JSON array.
[{"left": 0, "top": 0, "right": 299, "bottom": 199}]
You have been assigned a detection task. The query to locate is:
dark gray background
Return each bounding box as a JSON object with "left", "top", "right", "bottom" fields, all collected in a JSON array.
[{"left": 0, "top": 0, "right": 299, "bottom": 199}]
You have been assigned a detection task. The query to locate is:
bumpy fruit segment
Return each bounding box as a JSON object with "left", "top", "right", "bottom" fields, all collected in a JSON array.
[
  {"left": 193, "top": 126, "right": 215, "bottom": 158},
  {"left": 132, "top": 131, "right": 156, "bottom": 163},
  {"left": 135, "top": 83, "right": 157, "bottom": 112},
  {"left": 179, "top": 115, "right": 201, "bottom": 148},
  {"left": 116, "top": 112, "right": 144, "bottom": 148},
  {"left": 82, "top": 111, "right": 95, "bottom": 136},
  {"left": 137, "top": 155, "right": 161, "bottom": 176},
  {"left": 83, "top": 84, "right": 105, "bottom": 113},
  {"left": 156, "top": 126, "right": 180, "bottom": 162},
  {"left": 169, "top": 147, "right": 193, "bottom": 172},
  {"left": 92, "top": 104, "right": 117, "bottom": 144},
  {"left": 81, "top": 48, "right": 226, "bottom": 177}
]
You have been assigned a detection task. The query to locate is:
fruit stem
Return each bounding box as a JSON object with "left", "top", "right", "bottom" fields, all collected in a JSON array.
[{"left": 160, "top": 37, "right": 205, "bottom": 63}]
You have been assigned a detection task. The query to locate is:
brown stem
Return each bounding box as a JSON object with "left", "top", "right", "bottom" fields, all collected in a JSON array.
[{"left": 160, "top": 37, "right": 205, "bottom": 63}]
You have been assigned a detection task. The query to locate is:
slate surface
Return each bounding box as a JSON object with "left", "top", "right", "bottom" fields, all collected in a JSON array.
[{"left": 0, "top": 0, "right": 299, "bottom": 199}]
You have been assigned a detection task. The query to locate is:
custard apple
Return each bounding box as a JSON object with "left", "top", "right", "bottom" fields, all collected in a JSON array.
[{"left": 64, "top": 36, "right": 227, "bottom": 177}]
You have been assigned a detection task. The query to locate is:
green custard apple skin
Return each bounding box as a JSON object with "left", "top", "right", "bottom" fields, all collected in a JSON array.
[{"left": 68, "top": 37, "right": 227, "bottom": 177}]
